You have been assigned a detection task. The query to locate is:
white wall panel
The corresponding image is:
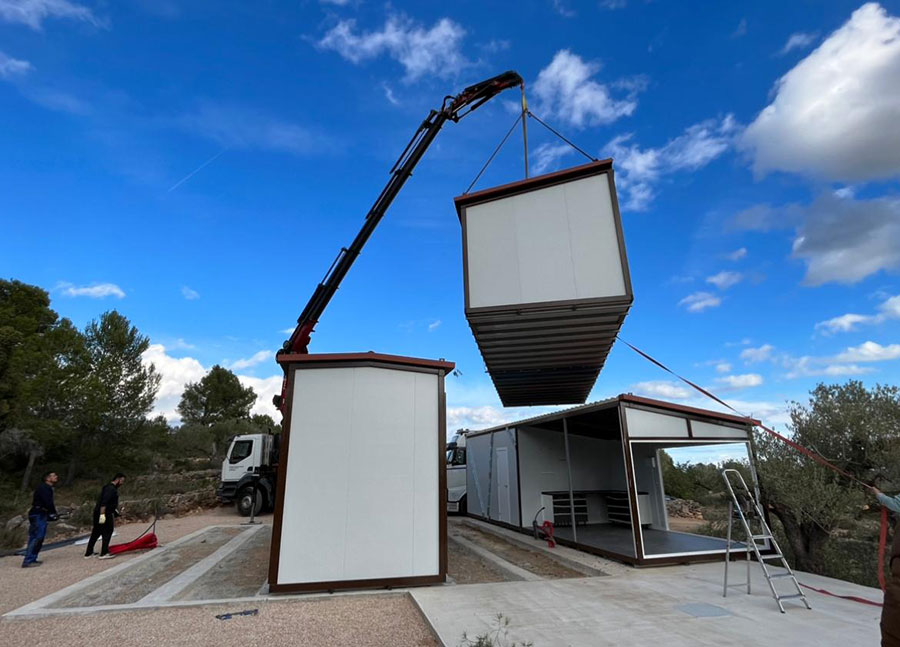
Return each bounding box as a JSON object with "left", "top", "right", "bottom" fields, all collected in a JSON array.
[
  {"left": 465, "top": 173, "right": 626, "bottom": 309},
  {"left": 691, "top": 419, "right": 748, "bottom": 439},
  {"left": 278, "top": 366, "right": 439, "bottom": 585},
  {"left": 625, "top": 407, "right": 689, "bottom": 438}
]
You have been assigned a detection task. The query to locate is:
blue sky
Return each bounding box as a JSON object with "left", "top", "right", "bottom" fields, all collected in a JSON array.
[{"left": 2, "top": 0, "right": 900, "bottom": 441}]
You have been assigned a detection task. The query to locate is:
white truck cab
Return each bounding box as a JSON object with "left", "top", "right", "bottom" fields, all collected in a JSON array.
[
  {"left": 218, "top": 433, "right": 279, "bottom": 516},
  {"left": 446, "top": 430, "right": 468, "bottom": 514}
]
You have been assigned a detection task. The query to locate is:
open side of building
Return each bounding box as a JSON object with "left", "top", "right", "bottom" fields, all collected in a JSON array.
[{"left": 466, "top": 394, "right": 762, "bottom": 566}]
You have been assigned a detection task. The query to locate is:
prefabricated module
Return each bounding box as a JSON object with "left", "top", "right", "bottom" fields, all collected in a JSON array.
[
  {"left": 455, "top": 160, "right": 633, "bottom": 406},
  {"left": 269, "top": 352, "right": 453, "bottom": 593}
]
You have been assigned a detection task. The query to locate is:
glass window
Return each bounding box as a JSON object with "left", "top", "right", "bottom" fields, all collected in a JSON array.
[
  {"left": 229, "top": 440, "right": 253, "bottom": 464},
  {"left": 446, "top": 448, "right": 466, "bottom": 466}
]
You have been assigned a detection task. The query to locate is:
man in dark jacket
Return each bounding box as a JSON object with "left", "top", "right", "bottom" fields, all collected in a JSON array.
[
  {"left": 84, "top": 473, "right": 125, "bottom": 559},
  {"left": 22, "top": 471, "right": 59, "bottom": 568}
]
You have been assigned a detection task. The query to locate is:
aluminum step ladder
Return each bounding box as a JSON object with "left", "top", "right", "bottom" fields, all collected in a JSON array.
[{"left": 722, "top": 468, "right": 811, "bottom": 613}]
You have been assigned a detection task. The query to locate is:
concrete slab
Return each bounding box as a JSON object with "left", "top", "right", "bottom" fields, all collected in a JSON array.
[{"left": 410, "top": 560, "right": 882, "bottom": 646}]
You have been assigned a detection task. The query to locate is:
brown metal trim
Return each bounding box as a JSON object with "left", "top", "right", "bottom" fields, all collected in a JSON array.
[
  {"left": 276, "top": 351, "right": 454, "bottom": 373},
  {"left": 686, "top": 418, "right": 694, "bottom": 439},
  {"left": 438, "top": 373, "right": 448, "bottom": 582},
  {"left": 465, "top": 513, "right": 523, "bottom": 534},
  {"left": 606, "top": 168, "right": 634, "bottom": 299},
  {"left": 466, "top": 294, "right": 633, "bottom": 319},
  {"left": 269, "top": 574, "right": 444, "bottom": 595},
  {"left": 269, "top": 357, "right": 449, "bottom": 589},
  {"left": 268, "top": 365, "right": 295, "bottom": 587},
  {"left": 454, "top": 159, "right": 614, "bottom": 213},
  {"left": 618, "top": 401, "right": 644, "bottom": 561},
  {"left": 619, "top": 394, "right": 759, "bottom": 427},
  {"left": 514, "top": 428, "right": 522, "bottom": 528},
  {"left": 460, "top": 208, "right": 471, "bottom": 314}
]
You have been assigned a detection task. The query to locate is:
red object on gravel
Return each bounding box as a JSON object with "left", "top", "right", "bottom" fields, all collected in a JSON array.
[{"left": 108, "top": 532, "right": 158, "bottom": 555}]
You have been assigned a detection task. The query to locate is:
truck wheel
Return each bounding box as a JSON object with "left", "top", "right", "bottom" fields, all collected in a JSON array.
[{"left": 236, "top": 487, "right": 263, "bottom": 517}]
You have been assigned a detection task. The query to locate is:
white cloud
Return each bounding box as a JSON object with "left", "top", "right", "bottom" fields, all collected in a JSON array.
[
  {"left": 142, "top": 344, "right": 207, "bottom": 423},
  {"left": 382, "top": 82, "right": 399, "bottom": 106},
  {"left": 740, "top": 344, "right": 774, "bottom": 363},
  {"left": 0, "top": 0, "right": 102, "bottom": 30},
  {"left": 531, "top": 142, "right": 574, "bottom": 175},
  {"left": 631, "top": 380, "right": 691, "bottom": 399},
  {"left": 551, "top": 0, "right": 576, "bottom": 17},
  {"left": 317, "top": 15, "right": 468, "bottom": 81},
  {"left": 783, "top": 355, "right": 874, "bottom": 379},
  {"left": 726, "top": 248, "right": 747, "bottom": 261},
  {"left": 815, "top": 313, "right": 875, "bottom": 335},
  {"left": 715, "top": 362, "right": 732, "bottom": 374},
  {"left": 447, "top": 405, "right": 511, "bottom": 430},
  {"left": 600, "top": 0, "right": 627, "bottom": 8},
  {"left": 778, "top": 31, "right": 818, "bottom": 55},
  {"left": 142, "top": 344, "right": 282, "bottom": 424},
  {"left": 181, "top": 286, "right": 200, "bottom": 300},
  {"left": 742, "top": 3, "right": 900, "bottom": 182},
  {"left": 706, "top": 271, "right": 743, "bottom": 290},
  {"left": 715, "top": 373, "right": 764, "bottom": 389},
  {"left": 229, "top": 350, "right": 272, "bottom": 371},
  {"left": 0, "top": 51, "right": 32, "bottom": 78},
  {"left": 791, "top": 193, "right": 900, "bottom": 285},
  {"left": 732, "top": 18, "right": 748, "bottom": 38},
  {"left": 180, "top": 102, "right": 329, "bottom": 156},
  {"left": 320, "top": 0, "right": 352, "bottom": 5},
  {"left": 606, "top": 115, "right": 737, "bottom": 210},
  {"left": 679, "top": 291, "right": 722, "bottom": 313},
  {"left": 833, "top": 341, "right": 900, "bottom": 363},
  {"left": 58, "top": 282, "right": 125, "bottom": 299},
  {"left": 533, "top": 50, "right": 639, "bottom": 130},
  {"left": 428, "top": 319, "right": 442, "bottom": 332}
]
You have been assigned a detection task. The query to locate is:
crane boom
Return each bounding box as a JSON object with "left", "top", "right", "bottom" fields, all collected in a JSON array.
[{"left": 279, "top": 70, "right": 523, "bottom": 360}]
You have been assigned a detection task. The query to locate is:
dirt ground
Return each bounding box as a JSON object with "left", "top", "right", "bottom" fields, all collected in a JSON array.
[
  {"left": 447, "top": 537, "right": 515, "bottom": 584},
  {"left": 451, "top": 523, "right": 592, "bottom": 579},
  {"left": 667, "top": 517, "right": 708, "bottom": 533},
  {"left": 0, "top": 508, "right": 439, "bottom": 647}
]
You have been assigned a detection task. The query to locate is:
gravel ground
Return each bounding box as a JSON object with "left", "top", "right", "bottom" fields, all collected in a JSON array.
[
  {"left": 452, "top": 524, "right": 588, "bottom": 579},
  {"left": 0, "top": 508, "right": 438, "bottom": 647},
  {"left": 0, "top": 595, "right": 438, "bottom": 647}
]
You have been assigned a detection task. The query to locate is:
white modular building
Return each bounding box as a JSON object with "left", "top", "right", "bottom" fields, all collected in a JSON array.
[
  {"left": 269, "top": 352, "right": 454, "bottom": 593},
  {"left": 455, "top": 160, "right": 632, "bottom": 407},
  {"left": 466, "top": 394, "right": 760, "bottom": 566}
]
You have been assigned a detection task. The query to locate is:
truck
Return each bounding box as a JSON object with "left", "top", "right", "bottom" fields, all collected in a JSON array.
[
  {"left": 216, "top": 433, "right": 280, "bottom": 516},
  {"left": 446, "top": 430, "right": 468, "bottom": 514}
]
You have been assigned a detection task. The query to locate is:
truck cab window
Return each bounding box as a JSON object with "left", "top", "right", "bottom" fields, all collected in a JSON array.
[
  {"left": 229, "top": 440, "right": 253, "bottom": 464},
  {"left": 446, "top": 448, "right": 466, "bottom": 466}
]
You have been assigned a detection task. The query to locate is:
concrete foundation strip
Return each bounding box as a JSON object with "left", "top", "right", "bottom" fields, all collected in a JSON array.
[
  {"left": 139, "top": 523, "right": 266, "bottom": 604},
  {"left": 3, "top": 526, "right": 218, "bottom": 618},
  {"left": 460, "top": 517, "right": 610, "bottom": 577},
  {"left": 449, "top": 534, "right": 542, "bottom": 582}
]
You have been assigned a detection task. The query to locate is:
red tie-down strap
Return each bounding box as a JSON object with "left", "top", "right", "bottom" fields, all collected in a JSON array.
[
  {"left": 541, "top": 521, "right": 556, "bottom": 548},
  {"left": 618, "top": 337, "right": 887, "bottom": 602}
]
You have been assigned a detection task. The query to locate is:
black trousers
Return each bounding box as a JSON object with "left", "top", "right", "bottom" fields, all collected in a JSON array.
[{"left": 85, "top": 516, "right": 114, "bottom": 556}]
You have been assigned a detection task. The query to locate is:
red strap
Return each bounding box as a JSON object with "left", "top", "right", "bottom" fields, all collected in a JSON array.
[
  {"left": 800, "top": 583, "right": 882, "bottom": 607},
  {"left": 879, "top": 506, "right": 889, "bottom": 592}
]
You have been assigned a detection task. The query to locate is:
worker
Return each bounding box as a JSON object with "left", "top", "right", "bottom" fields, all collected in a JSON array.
[
  {"left": 22, "top": 471, "right": 59, "bottom": 568},
  {"left": 873, "top": 487, "right": 900, "bottom": 647},
  {"left": 84, "top": 473, "right": 125, "bottom": 560}
]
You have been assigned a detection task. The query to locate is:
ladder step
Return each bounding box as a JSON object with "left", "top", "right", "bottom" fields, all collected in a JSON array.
[
  {"left": 760, "top": 553, "right": 784, "bottom": 560},
  {"left": 768, "top": 573, "right": 794, "bottom": 579},
  {"left": 752, "top": 534, "right": 772, "bottom": 540},
  {"left": 776, "top": 594, "right": 806, "bottom": 601}
]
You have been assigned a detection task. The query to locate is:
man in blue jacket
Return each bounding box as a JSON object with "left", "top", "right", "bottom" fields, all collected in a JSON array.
[
  {"left": 84, "top": 473, "right": 125, "bottom": 559},
  {"left": 22, "top": 471, "right": 59, "bottom": 568},
  {"left": 874, "top": 487, "right": 900, "bottom": 647}
]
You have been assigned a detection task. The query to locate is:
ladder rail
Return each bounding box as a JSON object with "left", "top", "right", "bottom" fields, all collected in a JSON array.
[{"left": 721, "top": 468, "right": 811, "bottom": 613}]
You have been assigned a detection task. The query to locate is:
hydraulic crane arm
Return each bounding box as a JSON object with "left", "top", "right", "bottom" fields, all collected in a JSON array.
[{"left": 279, "top": 70, "right": 523, "bottom": 359}]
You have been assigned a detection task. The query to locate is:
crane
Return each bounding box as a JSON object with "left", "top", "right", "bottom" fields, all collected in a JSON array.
[{"left": 274, "top": 70, "right": 524, "bottom": 408}]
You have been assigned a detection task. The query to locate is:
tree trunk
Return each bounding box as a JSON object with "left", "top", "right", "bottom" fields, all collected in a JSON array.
[
  {"left": 20, "top": 449, "right": 38, "bottom": 491},
  {"left": 771, "top": 503, "right": 828, "bottom": 574},
  {"left": 65, "top": 454, "right": 78, "bottom": 486}
]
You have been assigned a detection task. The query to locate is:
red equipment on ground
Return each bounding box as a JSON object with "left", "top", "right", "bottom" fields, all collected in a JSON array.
[{"left": 108, "top": 517, "right": 158, "bottom": 555}]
